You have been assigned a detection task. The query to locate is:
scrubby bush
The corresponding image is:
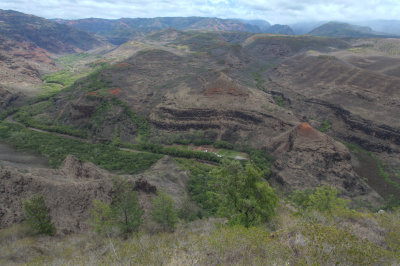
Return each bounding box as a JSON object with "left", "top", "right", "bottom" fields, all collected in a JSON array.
[
  {"left": 89, "top": 177, "right": 143, "bottom": 236},
  {"left": 177, "top": 201, "right": 203, "bottom": 222},
  {"left": 151, "top": 191, "right": 178, "bottom": 232},
  {"left": 291, "top": 185, "right": 349, "bottom": 213},
  {"left": 88, "top": 199, "right": 114, "bottom": 235},
  {"left": 22, "top": 194, "right": 55, "bottom": 236}
]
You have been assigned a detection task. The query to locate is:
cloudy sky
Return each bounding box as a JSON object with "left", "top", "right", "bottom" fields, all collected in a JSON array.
[{"left": 0, "top": 0, "right": 399, "bottom": 24}]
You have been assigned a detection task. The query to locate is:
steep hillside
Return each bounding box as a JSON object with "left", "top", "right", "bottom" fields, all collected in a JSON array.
[
  {"left": 0, "top": 10, "right": 105, "bottom": 96},
  {"left": 309, "top": 22, "right": 394, "bottom": 38},
  {"left": 265, "top": 52, "right": 400, "bottom": 200},
  {"left": 0, "top": 9, "right": 102, "bottom": 53},
  {"left": 12, "top": 32, "right": 386, "bottom": 205}
]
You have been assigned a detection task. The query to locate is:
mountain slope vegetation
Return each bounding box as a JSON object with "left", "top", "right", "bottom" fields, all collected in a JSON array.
[{"left": 1, "top": 9, "right": 400, "bottom": 265}]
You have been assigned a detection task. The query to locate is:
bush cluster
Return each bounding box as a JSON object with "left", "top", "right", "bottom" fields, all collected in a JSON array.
[
  {"left": 0, "top": 122, "right": 161, "bottom": 173},
  {"left": 290, "top": 185, "right": 349, "bottom": 213},
  {"left": 23, "top": 194, "right": 55, "bottom": 236}
]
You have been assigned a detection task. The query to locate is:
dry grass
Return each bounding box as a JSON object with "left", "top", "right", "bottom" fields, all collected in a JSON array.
[{"left": 1, "top": 206, "right": 399, "bottom": 265}]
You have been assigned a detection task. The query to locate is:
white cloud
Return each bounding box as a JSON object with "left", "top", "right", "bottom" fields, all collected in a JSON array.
[{"left": 0, "top": 0, "right": 399, "bottom": 24}]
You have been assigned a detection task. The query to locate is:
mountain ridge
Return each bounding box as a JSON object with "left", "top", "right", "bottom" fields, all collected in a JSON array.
[{"left": 53, "top": 16, "right": 294, "bottom": 44}]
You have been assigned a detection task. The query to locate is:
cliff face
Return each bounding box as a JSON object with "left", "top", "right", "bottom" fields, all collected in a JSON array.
[
  {"left": 268, "top": 123, "right": 382, "bottom": 205},
  {"left": 0, "top": 155, "right": 191, "bottom": 233}
]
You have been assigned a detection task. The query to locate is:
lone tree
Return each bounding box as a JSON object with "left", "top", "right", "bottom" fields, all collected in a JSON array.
[
  {"left": 213, "top": 160, "right": 278, "bottom": 227},
  {"left": 89, "top": 177, "right": 143, "bottom": 235},
  {"left": 150, "top": 190, "right": 178, "bottom": 232},
  {"left": 111, "top": 176, "right": 143, "bottom": 234},
  {"left": 23, "top": 194, "right": 55, "bottom": 235}
]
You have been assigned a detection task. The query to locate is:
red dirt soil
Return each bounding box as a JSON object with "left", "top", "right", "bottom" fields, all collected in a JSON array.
[
  {"left": 297, "top": 122, "right": 319, "bottom": 139},
  {"left": 110, "top": 87, "right": 122, "bottom": 95}
]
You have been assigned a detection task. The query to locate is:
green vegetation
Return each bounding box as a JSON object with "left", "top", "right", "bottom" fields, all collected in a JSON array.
[
  {"left": 111, "top": 177, "right": 144, "bottom": 234},
  {"left": 177, "top": 158, "right": 219, "bottom": 215},
  {"left": 38, "top": 69, "right": 92, "bottom": 100},
  {"left": 14, "top": 100, "right": 87, "bottom": 138},
  {"left": 318, "top": 120, "right": 332, "bottom": 132},
  {"left": 214, "top": 160, "right": 278, "bottom": 227},
  {"left": 121, "top": 142, "right": 221, "bottom": 163},
  {"left": 249, "top": 149, "right": 274, "bottom": 179},
  {"left": 0, "top": 122, "right": 162, "bottom": 173},
  {"left": 273, "top": 95, "right": 286, "bottom": 107},
  {"left": 88, "top": 199, "right": 114, "bottom": 235},
  {"left": 112, "top": 98, "right": 150, "bottom": 140},
  {"left": 318, "top": 55, "right": 337, "bottom": 60},
  {"left": 177, "top": 201, "right": 203, "bottom": 222},
  {"left": 0, "top": 107, "right": 18, "bottom": 121},
  {"left": 151, "top": 191, "right": 178, "bottom": 232},
  {"left": 213, "top": 140, "right": 233, "bottom": 149},
  {"left": 4, "top": 202, "right": 399, "bottom": 264},
  {"left": 252, "top": 71, "right": 264, "bottom": 90},
  {"left": 291, "top": 185, "right": 349, "bottom": 213},
  {"left": 37, "top": 83, "right": 63, "bottom": 101},
  {"left": 345, "top": 142, "right": 400, "bottom": 190},
  {"left": 178, "top": 158, "right": 278, "bottom": 226},
  {"left": 89, "top": 177, "right": 144, "bottom": 236},
  {"left": 42, "top": 70, "right": 85, "bottom": 88},
  {"left": 56, "top": 53, "right": 92, "bottom": 67},
  {"left": 22, "top": 194, "right": 55, "bottom": 236}
]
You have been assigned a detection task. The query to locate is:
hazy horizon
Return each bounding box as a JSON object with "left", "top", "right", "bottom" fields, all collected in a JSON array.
[{"left": 1, "top": 0, "right": 400, "bottom": 25}]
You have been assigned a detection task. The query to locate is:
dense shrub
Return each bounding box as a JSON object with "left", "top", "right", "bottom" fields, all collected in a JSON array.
[
  {"left": 151, "top": 191, "right": 178, "bottom": 232},
  {"left": 249, "top": 149, "right": 274, "bottom": 179},
  {"left": 291, "top": 185, "right": 349, "bottom": 213},
  {"left": 213, "top": 160, "right": 278, "bottom": 227},
  {"left": 23, "top": 194, "right": 55, "bottom": 236},
  {"left": 213, "top": 140, "right": 233, "bottom": 149}
]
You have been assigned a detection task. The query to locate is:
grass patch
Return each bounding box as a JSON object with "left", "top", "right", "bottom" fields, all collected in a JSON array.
[
  {"left": 42, "top": 69, "right": 87, "bottom": 88},
  {"left": 252, "top": 71, "right": 264, "bottom": 90},
  {"left": 56, "top": 53, "right": 92, "bottom": 67},
  {"left": 0, "top": 122, "right": 161, "bottom": 173},
  {"left": 318, "top": 120, "right": 332, "bottom": 132},
  {"left": 273, "top": 95, "right": 285, "bottom": 107},
  {"left": 37, "top": 83, "right": 63, "bottom": 100},
  {"left": 345, "top": 142, "right": 400, "bottom": 190}
]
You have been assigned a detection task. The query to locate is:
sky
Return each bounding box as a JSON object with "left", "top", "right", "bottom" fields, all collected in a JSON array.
[{"left": 0, "top": 0, "right": 399, "bottom": 24}]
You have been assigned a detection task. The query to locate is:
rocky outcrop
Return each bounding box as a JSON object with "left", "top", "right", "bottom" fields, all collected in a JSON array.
[
  {"left": 268, "top": 122, "right": 382, "bottom": 205},
  {"left": 0, "top": 155, "right": 115, "bottom": 233},
  {"left": 60, "top": 155, "right": 104, "bottom": 180},
  {"left": 0, "top": 154, "right": 192, "bottom": 233},
  {"left": 0, "top": 87, "right": 21, "bottom": 110}
]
